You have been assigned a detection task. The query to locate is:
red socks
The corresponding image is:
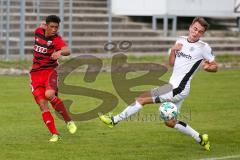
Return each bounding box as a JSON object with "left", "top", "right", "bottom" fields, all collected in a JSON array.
[
  {"left": 42, "top": 111, "right": 58, "bottom": 134},
  {"left": 50, "top": 97, "right": 71, "bottom": 123},
  {"left": 41, "top": 97, "right": 71, "bottom": 135}
]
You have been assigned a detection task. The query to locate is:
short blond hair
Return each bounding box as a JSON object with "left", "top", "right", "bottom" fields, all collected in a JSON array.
[{"left": 192, "top": 17, "right": 209, "bottom": 31}]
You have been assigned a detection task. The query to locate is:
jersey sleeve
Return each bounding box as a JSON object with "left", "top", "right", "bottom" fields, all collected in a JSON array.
[
  {"left": 34, "top": 27, "right": 42, "bottom": 35},
  {"left": 54, "top": 36, "right": 67, "bottom": 51},
  {"left": 176, "top": 36, "right": 186, "bottom": 43},
  {"left": 202, "top": 44, "right": 215, "bottom": 62}
]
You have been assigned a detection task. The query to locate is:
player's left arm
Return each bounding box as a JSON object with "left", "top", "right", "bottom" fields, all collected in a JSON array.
[
  {"left": 51, "top": 36, "right": 70, "bottom": 60},
  {"left": 59, "top": 46, "right": 70, "bottom": 56},
  {"left": 51, "top": 47, "right": 70, "bottom": 60},
  {"left": 202, "top": 60, "right": 218, "bottom": 72},
  {"left": 202, "top": 44, "right": 218, "bottom": 73}
]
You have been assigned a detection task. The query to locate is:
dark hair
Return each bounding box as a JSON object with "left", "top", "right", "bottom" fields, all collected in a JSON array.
[
  {"left": 192, "top": 17, "right": 209, "bottom": 31},
  {"left": 46, "top": 15, "right": 61, "bottom": 24}
]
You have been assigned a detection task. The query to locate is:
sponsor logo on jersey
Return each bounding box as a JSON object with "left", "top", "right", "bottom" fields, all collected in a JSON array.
[
  {"left": 47, "top": 41, "right": 52, "bottom": 46},
  {"left": 176, "top": 51, "right": 192, "bottom": 59},
  {"left": 34, "top": 44, "right": 48, "bottom": 54}
]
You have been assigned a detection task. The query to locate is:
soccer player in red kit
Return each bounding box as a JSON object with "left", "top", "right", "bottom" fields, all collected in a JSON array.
[{"left": 30, "top": 15, "right": 77, "bottom": 142}]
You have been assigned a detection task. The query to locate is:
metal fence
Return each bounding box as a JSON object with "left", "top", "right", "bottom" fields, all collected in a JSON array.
[{"left": 0, "top": 0, "right": 74, "bottom": 61}]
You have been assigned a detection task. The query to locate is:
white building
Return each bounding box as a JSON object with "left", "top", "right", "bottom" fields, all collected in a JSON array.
[{"left": 112, "top": 0, "right": 240, "bottom": 35}]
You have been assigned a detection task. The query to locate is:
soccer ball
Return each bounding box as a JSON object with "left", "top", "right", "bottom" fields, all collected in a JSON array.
[{"left": 159, "top": 102, "right": 178, "bottom": 121}]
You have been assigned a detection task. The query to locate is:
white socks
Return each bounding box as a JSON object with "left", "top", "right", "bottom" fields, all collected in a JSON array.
[
  {"left": 174, "top": 121, "right": 201, "bottom": 142},
  {"left": 113, "top": 101, "right": 143, "bottom": 123}
]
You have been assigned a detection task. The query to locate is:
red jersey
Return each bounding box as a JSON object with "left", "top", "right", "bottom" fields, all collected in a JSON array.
[{"left": 30, "top": 27, "right": 67, "bottom": 72}]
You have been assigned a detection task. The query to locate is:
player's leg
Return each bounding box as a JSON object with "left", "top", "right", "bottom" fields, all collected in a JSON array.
[
  {"left": 162, "top": 99, "right": 210, "bottom": 151},
  {"left": 99, "top": 85, "right": 172, "bottom": 127},
  {"left": 45, "top": 70, "right": 77, "bottom": 134},
  {"left": 30, "top": 71, "right": 59, "bottom": 142},
  {"left": 165, "top": 117, "right": 210, "bottom": 151},
  {"left": 32, "top": 87, "right": 59, "bottom": 142},
  {"left": 113, "top": 91, "right": 153, "bottom": 123},
  {"left": 99, "top": 91, "right": 153, "bottom": 127},
  {"left": 158, "top": 89, "right": 210, "bottom": 150},
  {"left": 45, "top": 89, "right": 77, "bottom": 134},
  {"left": 165, "top": 117, "right": 202, "bottom": 145},
  {"left": 45, "top": 89, "right": 70, "bottom": 122}
]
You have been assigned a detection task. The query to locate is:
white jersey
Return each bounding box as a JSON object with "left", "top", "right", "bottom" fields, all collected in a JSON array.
[{"left": 169, "top": 36, "right": 215, "bottom": 96}]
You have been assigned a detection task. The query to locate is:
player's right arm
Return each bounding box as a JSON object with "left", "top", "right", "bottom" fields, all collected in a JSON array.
[
  {"left": 34, "top": 22, "right": 45, "bottom": 34},
  {"left": 169, "top": 43, "right": 182, "bottom": 67},
  {"left": 39, "top": 21, "right": 47, "bottom": 29}
]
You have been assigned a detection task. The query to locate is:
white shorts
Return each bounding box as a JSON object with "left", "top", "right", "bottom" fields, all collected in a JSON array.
[{"left": 151, "top": 86, "right": 190, "bottom": 110}]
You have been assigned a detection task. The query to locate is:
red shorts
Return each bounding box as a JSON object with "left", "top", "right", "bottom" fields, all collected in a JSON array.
[{"left": 30, "top": 69, "right": 58, "bottom": 103}]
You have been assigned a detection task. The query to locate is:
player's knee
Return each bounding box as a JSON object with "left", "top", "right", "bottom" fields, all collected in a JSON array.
[
  {"left": 136, "top": 97, "right": 147, "bottom": 105},
  {"left": 45, "top": 90, "right": 55, "bottom": 100},
  {"left": 165, "top": 119, "right": 177, "bottom": 128}
]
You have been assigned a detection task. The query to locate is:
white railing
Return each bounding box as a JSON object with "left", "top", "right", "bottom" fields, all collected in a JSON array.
[{"left": 0, "top": 0, "right": 73, "bottom": 61}]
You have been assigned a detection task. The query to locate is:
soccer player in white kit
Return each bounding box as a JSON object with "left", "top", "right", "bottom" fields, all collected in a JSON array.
[{"left": 99, "top": 17, "right": 218, "bottom": 151}]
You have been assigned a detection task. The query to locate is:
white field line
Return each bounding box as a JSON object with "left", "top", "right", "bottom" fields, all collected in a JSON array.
[{"left": 197, "top": 154, "right": 240, "bottom": 160}]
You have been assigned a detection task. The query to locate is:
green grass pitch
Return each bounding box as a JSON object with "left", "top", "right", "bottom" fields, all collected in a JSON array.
[{"left": 0, "top": 69, "right": 239, "bottom": 160}]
